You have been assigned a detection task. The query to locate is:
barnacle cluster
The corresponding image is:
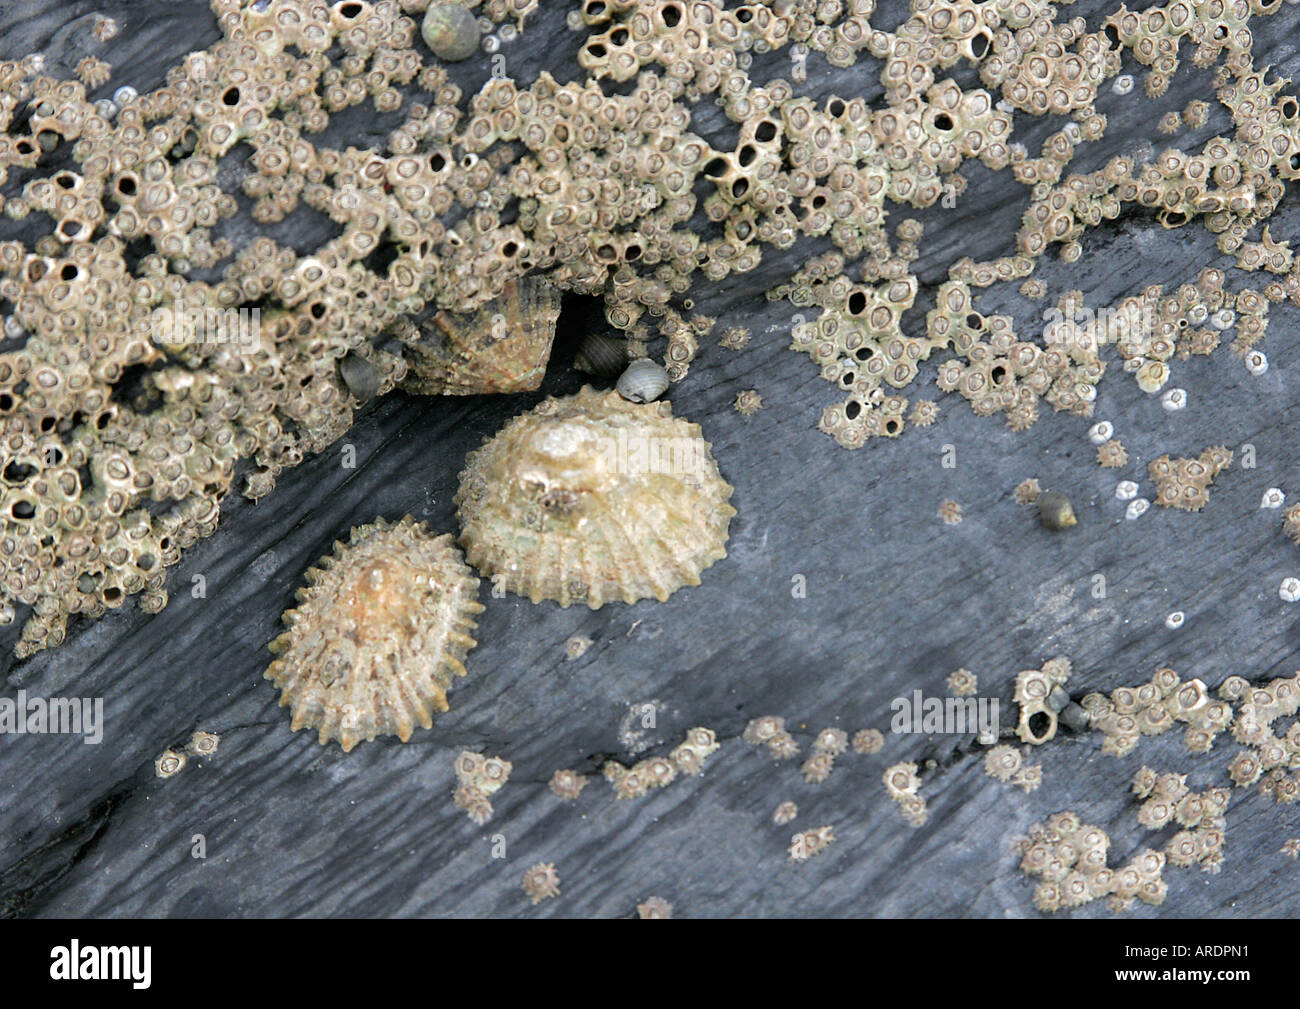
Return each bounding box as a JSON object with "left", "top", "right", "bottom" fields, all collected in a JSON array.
[
  {"left": 1222, "top": 672, "right": 1300, "bottom": 802},
  {"left": 1017, "top": 812, "right": 1168, "bottom": 913},
  {"left": 743, "top": 714, "right": 799, "bottom": 759},
  {"left": 983, "top": 744, "right": 1042, "bottom": 792},
  {"left": 801, "top": 726, "right": 848, "bottom": 783},
  {"left": 1148, "top": 445, "right": 1233, "bottom": 511},
  {"left": 604, "top": 726, "right": 718, "bottom": 799},
  {"left": 1082, "top": 665, "right": 1230, "bottom": 755},
  {"left": 453, "top": 749, "right": 512, "bottom": 824},
  {"left": 1021, "top": 769, "right": 1230, "bottom": 913},
  {"left": 3, "top": 0, "right": 1299, "bottom": 653},
  {"left": 883, "top": 760, "right": 927, "bottom": 827},
  {"left": 1131, "top": 767, "right": 1229, "bottom": 873}
]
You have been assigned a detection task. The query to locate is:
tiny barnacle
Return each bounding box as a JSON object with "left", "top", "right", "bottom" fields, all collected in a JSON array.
[
  {"left": 1280, "top": 578, "right": 1300, "bottom": 604},
  {"left": 1126, "top": 498, "right": 1150, "bottom": 520},
  {"left": 947, "top": 669, "right": 978, "bottom": 696},
  {"left": 1014, "top": 478, "right": 1041, "bottom": 505},
  {"left": 636, "top": 896, "right": 673, "bottom": 919},
  {"left": 1115, "top": 481, "right": 1139, "bottom": 501},
  {"left": 938, "top": 499, "right": 963, "bottom": 525},
  {"left": 186, "top": 731, "right": 220, "bottom": 757},
  {"left": 773, "top": 801, "right": 798, "bottom": 825},
  {"left": 733, "top": 389, "right": 763, "bottom": 416},
  {"left": 789, "top": 825, "right": 835, "bottom": 862},
  {"left": 522, "top": 862, "right": 561, "bottom": 905},
  {"left": 1161, "top": 388, "right": 1187, "bottom": 412},
  {"left": 1088, "top": 421, "right": 1114, "bottom": 445},
  {"left": 565, "top": 635, "right": 593, "bottom": 660},
  {"left": 1245, "top": 350, "right": 1269, "bottom": 376},
  {"left": 852, "top": 728, "right": 884, "bottom": 754},
  {"left": 1096, "top": 440, "right": 1128, "bottom": 469},
  {"left": 1165, "top": 611, "right": 1186, "bottom": 630},
  {"left": 549, "top": 769, "right": 588, "bottom": 800},
  {"left": 155, "top": 749, "right": 186, "bottom": 779},
  {"left": 1261, "top": 488, "right": 1286, "bottom": 509},
  {"left": 1112, "top": 74, "right": 1135, "bottom": 95}
]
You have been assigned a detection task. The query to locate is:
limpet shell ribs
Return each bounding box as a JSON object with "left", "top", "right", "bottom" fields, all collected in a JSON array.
[
  {"left": 400, "top": 277, "right": 561, "bottom": 396},
  {"left": 455, "top": 387, "right": 735, "bottom": 608},
  {"left": 265, "top": 515, "right": 484, "bottom": 751}
]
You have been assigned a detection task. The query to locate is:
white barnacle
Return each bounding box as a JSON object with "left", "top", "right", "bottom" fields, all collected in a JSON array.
[
  {"left": 1112, "top": 74, "right": 1135, "bottom": 95},
  {"left": 1161, "top": 388, "right": 1187, "bottom": 411},
  {"left": 1245, "top": 350, "right": 1268, "bottom": 376},
  {"left": 1088, "top": 421, "right": 1113, "bottom": 444},
  {"left": 1165, "top": 611, "right": 1185, "bottom": 630},
  {"left": 1125, "top": 497, "right": 1150, "bottom": 520},
  {"left": 1115, "top": 480, "right": 1139, "bottom": 501},
  {"left": 1261, "top": 488, "right": 1285, "bottom": 509},
  {"left": 1280, "top": 578, "right": 1300, "bottom": 603}
]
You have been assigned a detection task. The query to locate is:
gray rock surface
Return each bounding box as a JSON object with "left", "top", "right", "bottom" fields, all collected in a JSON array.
[{"left": 1, "top": 0, "right": 1300, "bottom": 918}]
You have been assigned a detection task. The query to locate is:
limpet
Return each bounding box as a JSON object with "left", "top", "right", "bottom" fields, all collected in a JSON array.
[
  {"left": 265, "top": 516, "right": 484, "bottom": 751},
  {"left": 455, "top": 387, "right": 736, "bottom": 608}
]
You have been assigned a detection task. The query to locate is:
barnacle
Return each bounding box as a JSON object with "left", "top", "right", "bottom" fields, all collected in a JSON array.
[
  {"left": 946, "top": 669, "right": 977, "bottom": 696},
  {"left": 1013, "top": 478, "right": 1041, "bottom": 505},
  {"left": 155, "top": 749, "right": 186, "bottom": 779},
  {"left": 186, "top": 731, "right": 220, "bottom": 757},
  {"left": 937, "top": 499, "right": 963, "bottom": 525},
  {"left": 265, "top": 517, "right": 483, "bottom": 751},
  {"left": 773, "top": 801, "right": 798, "bottom": 826},
  {"left": 636, "top": 896, "right": 673, "bottom": 919},
  {"left": 733, "top": 389, "right": 763, "bottom": 416},
  {"left": 522, "top": 862, "right": 560, "bottom": 905},
  {"left": 549, "top": 769, "right": 588, "bottom": 801},
  {"left": 456, "top": 388, "right": 735, "bottom": 608},
  {"left": 565, "top": 635, "right": 593, "bottom": 660},
  {"left": 851, "top": 728, "right": 884, "bottom": 754},
  {"left": 789, "top": 825, "right": 835, "bottom": 862}
]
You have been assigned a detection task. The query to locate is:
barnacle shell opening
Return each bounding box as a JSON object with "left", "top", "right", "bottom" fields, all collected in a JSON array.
[{"left": 455, "top": 387, "right": 735, "bottom": 608}]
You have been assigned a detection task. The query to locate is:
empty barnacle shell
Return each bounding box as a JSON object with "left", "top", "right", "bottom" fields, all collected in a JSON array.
[
  {"left": 1038, "top": 490, "right": 1077, "bottom": 530},
  {"left": 400, "top": 278, "right": 561, "bottom": 396},
  {"left": 574, "top": 332, "right": 632, "bottom": 378},
  {"left": 616, "top": 358, "right": 670, "bottom": 404},
  {"left": 422, "top": 3, "right": 481, "bottom": 61},
  {"left": 265, "top": 515, "right": 484, "bottom": 752},
  {"left": 455, "top": 387, "right": 735, "bottom": 608}
]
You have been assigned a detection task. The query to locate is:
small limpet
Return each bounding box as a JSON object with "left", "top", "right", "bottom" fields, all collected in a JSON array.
[
  {"left": 456, "top": 387, "right": 735, "bottom": 608},
  {"left": 265, "top": 516, "right": 484, "bottom": 751}
]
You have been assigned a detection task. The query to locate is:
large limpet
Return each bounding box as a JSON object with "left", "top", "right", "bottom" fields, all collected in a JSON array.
[
  {"left": 265, "top": 516, "right": 484, "bottom": 751},
  {"left": 455, "top": 387, "right": 736, "bottom": 608}
]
